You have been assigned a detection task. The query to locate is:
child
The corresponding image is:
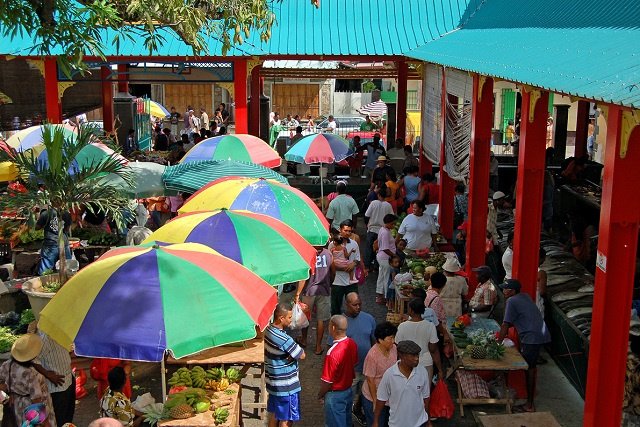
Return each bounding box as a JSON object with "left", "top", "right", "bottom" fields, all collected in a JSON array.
[
  {"left": 387, "top": 255, "right": 401, "bottom": 310},
  {"left": 396, "top": 238, "right": 407, "bottom": 266},
  {"left": 330, "top": 235, "right": 356, "bottom": 281}
]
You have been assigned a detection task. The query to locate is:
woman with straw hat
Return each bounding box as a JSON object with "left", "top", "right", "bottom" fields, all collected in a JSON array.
[
  {"left": 0, "top": 333, "right": 56, "bottom": 426},
  {"left": 439, "top": 257, "right": 469, "bottom": 317}
]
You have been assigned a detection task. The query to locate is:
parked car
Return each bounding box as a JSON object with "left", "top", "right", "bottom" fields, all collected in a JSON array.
[{"left": 316, "top": 116, "right": 366, "bottom": 136}]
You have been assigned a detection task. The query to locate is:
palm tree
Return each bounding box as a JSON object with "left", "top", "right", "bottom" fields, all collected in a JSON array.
[{"left": 0, "top": 124, "right": 133, "bottom": 284}]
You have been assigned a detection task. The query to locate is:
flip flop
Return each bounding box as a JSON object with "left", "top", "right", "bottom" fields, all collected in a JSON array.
[
  {"left": 315, "top": 348, "right": 325, "bottom": 356},
  {"left": 512, "top": 404, "right": 535, "bottom": 413}
]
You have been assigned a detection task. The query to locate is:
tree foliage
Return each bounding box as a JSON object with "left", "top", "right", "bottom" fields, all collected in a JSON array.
[{"left": 0, "top": 0, "right": 280, "bottom": 74}]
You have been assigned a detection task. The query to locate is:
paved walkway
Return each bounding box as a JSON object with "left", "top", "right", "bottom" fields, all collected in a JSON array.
[{"left": 72, "top": 223, "right": 584, "bottom": 426}]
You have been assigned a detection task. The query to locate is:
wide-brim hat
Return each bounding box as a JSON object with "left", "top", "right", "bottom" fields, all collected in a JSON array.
[
  {"left": 377, "top": 156, "right": 388, "bottom": 162},
  {"left": 11, "top": 333, "right": 43, "bottom": 362},
  {"left": 442, "top": 257, "right": 461, "bottom": 273}
]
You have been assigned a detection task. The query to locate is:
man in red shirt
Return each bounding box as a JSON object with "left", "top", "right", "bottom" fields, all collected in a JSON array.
[{"left": 318, "top": 315, "right": 359, "bottom": 427}]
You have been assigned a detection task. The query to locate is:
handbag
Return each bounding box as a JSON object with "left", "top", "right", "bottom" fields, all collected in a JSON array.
[{"left": 2, "top": 362, "right": 19, "bottom": 427}]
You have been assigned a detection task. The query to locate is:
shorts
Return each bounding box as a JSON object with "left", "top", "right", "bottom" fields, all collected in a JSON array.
[
  {"left": 521, "top": 343, "right": 542, "bottom": 368},
  {"left": 301, "top": 295, "right": 331, "bottom": 322},
  {"left": 352, "top": 371, "right": 365, "bottom": 396},
  {"left": 267, "top": 392, "right": 300, "bottom": 421}
]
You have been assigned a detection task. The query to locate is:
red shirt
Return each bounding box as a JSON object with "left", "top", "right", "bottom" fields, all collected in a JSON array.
[{"left": 321, "top": 337, "right": 358, "bottom": 391}]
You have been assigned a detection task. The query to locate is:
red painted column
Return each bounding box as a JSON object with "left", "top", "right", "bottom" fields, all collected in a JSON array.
[
  {"left": 44, "top": 59, "right": 61, "bottom": 124},
  {"left": 101, "top": 67, "right": 114, "bottom": 133},
  {"left": 437, "top": 75, "right": 456, "bottom": 241},
  {"left": 233, "top": 59, "right": 248, "bottom": 134},
  {"left": 574, "top": 100, "right": 590, "bottom": 158},
  {"left": 249, "top": 64, "right": 262, "bottom": 137},
  {"left": 584, "top": 106, "right": 640, "bottom": 427},
  {"left": 117, "top": 64, "right": 129, "bottom": 93},
  {"left": 396, "top": 61, "right": 408, "bottom": 141},
  {"left": 512, "top": 88, "right": 549, "bottom": 298},
  {"left": 465, "top": 75, "right": 494, "bottom": 290}
]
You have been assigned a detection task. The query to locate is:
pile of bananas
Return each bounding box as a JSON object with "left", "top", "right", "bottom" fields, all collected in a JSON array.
[
  {"left": 168, "top": 367, "right": 193, "bottom": 387},
  {"left": 205, "top": 378, "right": 230, "bottom": 392},
  {"left": 168, "top": 366, "right": 244, "bottom": 389}
]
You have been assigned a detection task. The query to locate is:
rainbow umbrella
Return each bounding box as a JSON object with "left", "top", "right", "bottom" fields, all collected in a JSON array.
[
  {"left": 149, "top": 101, "right": 170, "bottom": 118},
  {"left": 285, "top": 133, "right": 354, "bottom": 210},
  {"left": 179, "top": 177, "right": 330, "bottom": 246},
  {"left": 180, "top": 134, "right": 281, "bottom": 168},
  {"left": 144, "top": 209, "right": 316, "bottom": 285},
  {"left": 39, "top": 242, "right": 277, "bottom": 362},
  {"left": 35, "top": 142, "right": 127, "bottom": 176},
  {"left": 6, "top": 124, "right": 85, "bottom": 152}
]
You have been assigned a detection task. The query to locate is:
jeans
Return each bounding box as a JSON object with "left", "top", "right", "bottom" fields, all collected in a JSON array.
[
  {"left": 331, "top": 284, "right": 359, "bottom": 316},
  {"left": 364, "top": 231, "right": 379, "bottom": 268},
  {"left": 362, "top": 396, "right": 390, "bottom": 427},
  {"left": 324, "top": 388, "right": 354, "bottom": 427},
  {"left": 39, "top": 244, "right": 72, "bottom": 275},
  {"left": 376, "top": 257, "right": 391, "bottom": 295}
]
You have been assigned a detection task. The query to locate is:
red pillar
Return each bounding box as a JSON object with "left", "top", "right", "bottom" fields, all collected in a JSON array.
[
  {"left": 101, "top": 67, "right": 114, "bottom": 133},
  {"left": 465, "top": 75, "right": 494, "bottom": 289},
  {"left": 117, "top": 64, "right": 129, "bottom": 93},
  {"left": 512, "top": 88, "right": 549, "bottom": 298},
  {"left": 574, "top": 100, "right": 590, "bottom": 158},
  {"left": 396, "top": 61, "right": 408, "bottom": 141},
  {"left": 437, "top": 76, "right": 456, "bottom": 241},
  {"left": 234, "top": 59, "right": 248, "bottom": 134},
  {"left": 44, "top": 59, "right": 61, "bottom": 124},
  {"left": 249, "top": 64, "right": 262, "bottom": 137},
  {"left": 584, "top": 106, "right": 640, "bottom": 427}
]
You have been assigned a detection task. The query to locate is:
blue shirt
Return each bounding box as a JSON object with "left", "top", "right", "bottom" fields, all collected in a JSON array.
[
  {"left": 504, "top": 293, "right": 551, "bottom": 345},
  {"left": 404, "top": 175, "right": 422, "bottom": 201},
  {"left": 264, "top": 325, "right": 304, "bottom": 396},
  {"left": 328, "top": 312, "right": 376, "bottom": 373},
  {"left": 421, "top": 307, "right": 440, "bottom": 327}
]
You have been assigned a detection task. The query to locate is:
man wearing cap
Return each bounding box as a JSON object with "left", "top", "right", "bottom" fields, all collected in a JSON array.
[
  {"left": 487, "top": 192, "right": 504, "bottom": 246},
  {"left": 467, "top": 266, "right": 497, "bottom": 317},
  {"left": 370, "top": 155, "right": 396, "bottom": 191},
  {"left": 318, "top": 315, "right": 359, "bottom": 427},
  {"left": 498, "top": 279, "right": 551, "bottom": 413},
  {"left": 373, "top": 340, "right": 431, "bottom": 427},
  {"left": 326, "top": 182, "right": 360, "bottom": 231},
  {"left": 359, "top": 134, "right": 387, "bottom": 180}
]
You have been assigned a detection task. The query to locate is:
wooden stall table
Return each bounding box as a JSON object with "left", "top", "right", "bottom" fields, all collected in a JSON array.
[
  {"left": 394, "top": 285, "right": 411, "bottom": 315},
  {"left": 158, "top": 383, "right": 241, "bottom": 427},
  {"left": 446, "top": 317, "right": 528, "bottom": 417},
  {"left": 166, "top": 336, "right": 266, "bottom": 419}
]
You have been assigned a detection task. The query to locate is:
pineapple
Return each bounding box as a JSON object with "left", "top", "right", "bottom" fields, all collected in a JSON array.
[
  {"left": 169, "top": 403, "right": 195, "bottom": 419},
  {"left": 471, "top": 345, "right": 487, "bottom": 359},
  {"left": 487, "top": 341, "right": 506, "bottom": 359}
]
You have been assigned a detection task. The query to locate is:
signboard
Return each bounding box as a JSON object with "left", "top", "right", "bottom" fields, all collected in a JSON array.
[
  {"left": 596, "top": 250, "right": 607, "bottom": 273},
  {"left": 282, "top": 78, "right": 310, "bottom": 83}
]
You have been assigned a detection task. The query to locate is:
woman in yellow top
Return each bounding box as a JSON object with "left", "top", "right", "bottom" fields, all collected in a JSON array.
[{"left": 384, "top": 170, "right": 401, "bottom": 213}]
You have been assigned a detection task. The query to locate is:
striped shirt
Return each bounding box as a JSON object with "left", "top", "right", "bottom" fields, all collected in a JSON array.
[
  {"left": 34, "top": 332, "right": 72, "bottom": 393},
  {"left": 264, "top": 325, "right": 304, "bottom": 396}
]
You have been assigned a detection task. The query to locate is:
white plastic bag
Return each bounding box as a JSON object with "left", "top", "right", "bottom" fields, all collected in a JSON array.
[
  {"left": 132, "top": 392, "right": 155, "bottom": 411},
  {"left": 291, "top": 303, "right": 309, "bottom": 330}
]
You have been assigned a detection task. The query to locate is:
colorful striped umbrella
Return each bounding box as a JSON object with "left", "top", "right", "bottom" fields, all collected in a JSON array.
[
  {"left": 284, "top": 133, "right": 354, "bottom": 210},
  {"left": 144, "top": 209, "right": 316, "bottom": 285},
  {"left": 162, "top": 159, "right": 289, "bottom": 193},
  {"left": 180, "top": 134, "right": 281, "bottom": 168},
  {"left": 284, "top": 133, "right": 354, "bottom": 164},
  {"left": 35, "top": 142, "right": 127, "bottom": 176},
  {"left": 6, "top": 124, "right": 84, "bottom": 152},
  {"left": 178, "top": 177, "right": 330, "bottom": 246},
  {"left": 149, "top": 101, "right": 170, "bottom": 118},
  {"left": 39, "top": 243, "right": 277, "bottom": 361}
]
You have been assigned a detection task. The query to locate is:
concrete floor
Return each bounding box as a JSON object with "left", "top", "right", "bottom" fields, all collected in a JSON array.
[{"left": 71, "top": 221, "right": 585, "bottom": 426}]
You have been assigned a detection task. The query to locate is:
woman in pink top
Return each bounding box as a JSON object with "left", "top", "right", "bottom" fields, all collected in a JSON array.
[{"left": 362, "top": 321, "right": 397, "bottom": 427}]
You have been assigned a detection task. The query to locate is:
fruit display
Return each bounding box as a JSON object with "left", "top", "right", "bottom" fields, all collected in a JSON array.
[
  {"left": 212, "top": 408, "right": 229, "bottom": 425},
  {"left": 471, "top": 345, "right": 487, "bottom": 359},
  {"left": 169, "top": 403, "right": 195, "bottom": 419},
  {"left": 460, "top": 330, "right": 506, "bottom": 360},
  {"left": 17, "top": 228, "right": 44, "bottom": 244},
  {"left": 167, "top": 366, "right": 242, "bottom": 389}
]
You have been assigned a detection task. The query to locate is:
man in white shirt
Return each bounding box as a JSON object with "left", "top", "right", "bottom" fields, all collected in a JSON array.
[
  {"left": 324, "top": 115, "right": 337, "bottom": 133},
  {"left": 364, "top": 188, "right": 393, "bottom": 271},
  {"left": 386, "top": 138, "right": 406, "bottom": 175},
  {"left": 502, "top": 231, "right": 514, "bottom": 281},
  {"left": 373, "top": 340, "right": 431, "bottom": 427},
  {"left": 329, "top": 221, "right": 365, "bottom": 315},
  {"left": 200, "top": 107, "right": 209, "bottom": 132}
]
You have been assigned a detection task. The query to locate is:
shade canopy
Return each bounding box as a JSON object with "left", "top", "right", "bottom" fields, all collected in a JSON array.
[
  {"left": 39, "top": 243, "right": 278, "bottom": 361},
  {"left": 180, "top": 134, "right": 281, "bottom": 168},
  {"left": 284, "top": 133, "right": 354, "bottom": 164}
]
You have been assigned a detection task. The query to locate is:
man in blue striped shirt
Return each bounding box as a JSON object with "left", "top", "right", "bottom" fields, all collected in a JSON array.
[{"left": 265, "top": 303, "right": 306, "bottom": 426}]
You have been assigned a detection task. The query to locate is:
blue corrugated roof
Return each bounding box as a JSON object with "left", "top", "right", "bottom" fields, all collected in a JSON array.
[
  {"left": 0, "top": 0, "right": 480, "bottom": 57},
  {"left": 405, "top": 0, "right": 640, "bottom": 108}
]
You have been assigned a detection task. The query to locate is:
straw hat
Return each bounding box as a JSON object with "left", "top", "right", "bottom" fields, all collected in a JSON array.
[
  {"left": 11, "top": 333, "right": 43, "bottom": 362},
  {"left": 377, "top": 155, "right": 388, "bottom": 162},
  {"left": 442, "top": 257, "right": 461, "bottom": 273}
]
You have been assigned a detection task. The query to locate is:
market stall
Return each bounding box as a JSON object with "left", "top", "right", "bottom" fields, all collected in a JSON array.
[
  {"left": 446, "top": 316, "right": 528, "bottom": 416},
  {"left": 166, "top": 335, "right": 266, "bottom": 419}
]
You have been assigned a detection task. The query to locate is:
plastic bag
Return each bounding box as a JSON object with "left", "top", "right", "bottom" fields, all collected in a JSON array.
[
  {"left": 291, "top": 302, "right": 309, "bottom": 330},
  {"left": 354, "top": 265, "right": 365, "bottom": 285},
  {"left": 429, "top": 380, "right": 454, "bottom": 419},
  {"left": 132, "top": 392, "right": 156, "bottom": 412}
]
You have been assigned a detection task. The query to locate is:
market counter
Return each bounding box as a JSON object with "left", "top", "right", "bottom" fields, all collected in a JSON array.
[{"left": 158, "top": 383, "right": 241, "bottom": 427}]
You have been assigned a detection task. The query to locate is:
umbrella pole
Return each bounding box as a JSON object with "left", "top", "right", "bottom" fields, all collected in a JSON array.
[
  {"left": 320, "top": 161, "right": 324, "bottom": 212},
  {"left": 161, "top": 355, "right": 167, "bottom": 402}
]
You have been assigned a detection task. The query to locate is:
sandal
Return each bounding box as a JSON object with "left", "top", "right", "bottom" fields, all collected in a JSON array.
[
  {"left": 315, "top": 348, "right": 325, "bottom": 356},
  {"left": 512, "top": 404, "right": 535, "bottom": 413}
]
